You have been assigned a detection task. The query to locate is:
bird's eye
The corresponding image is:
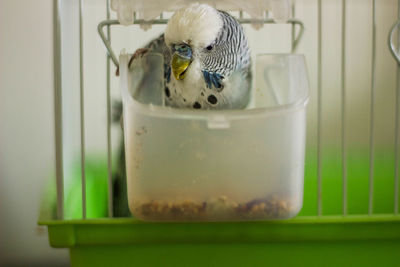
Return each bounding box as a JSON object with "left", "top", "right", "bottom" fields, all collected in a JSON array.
[{"left": 206, "top": 45, "right": 213, "bottom": 51}]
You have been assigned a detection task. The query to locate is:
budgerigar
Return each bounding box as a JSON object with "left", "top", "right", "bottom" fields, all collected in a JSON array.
[
  {"left": 132, "top": 3, "right": 252, "bottom": 109},
  {"left": 113, "top": 3, "right": 252, "bottom": 216}
]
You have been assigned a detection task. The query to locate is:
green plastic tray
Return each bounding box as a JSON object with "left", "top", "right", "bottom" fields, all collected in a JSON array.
[
  {"left": 39, "top": 149, "right": 400, "bottom": 266},
  {"left": 39, "top": 216, "right": 400, "bottom": 266}
]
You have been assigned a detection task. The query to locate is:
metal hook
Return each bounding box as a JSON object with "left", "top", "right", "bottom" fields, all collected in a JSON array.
[
  {"left": 97, "top": 17, "right": 305, "bottom": 69},
  {"left": 289, "top": 19, "right": 304, "bottom": 53},
  {"left": 389, "top": 19, "right": 400, "bottom": 65},
  {"left": 98, "top": 19, "right": 120, "bottom": 68},
  {"left": 98, "top": 17, "right": 169, "bottom": 68}
]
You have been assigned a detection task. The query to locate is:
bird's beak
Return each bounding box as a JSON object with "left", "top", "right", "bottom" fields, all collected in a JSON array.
[{"left": 172, "top": 53, "right": 191, "bottom": 80}]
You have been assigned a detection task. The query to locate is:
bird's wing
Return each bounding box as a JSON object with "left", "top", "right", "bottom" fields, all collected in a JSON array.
[{"left": 144, "top": 34, "right": 171, "bottom": 83}]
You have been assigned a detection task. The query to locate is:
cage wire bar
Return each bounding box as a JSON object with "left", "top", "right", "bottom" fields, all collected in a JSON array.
[
  {"left": 54, "top": 0, "right": 64, "bottom": 220},
  {"left": 317, "top": 0, "right": 322, "bottom": 216},
  {"left": 291, "top": 3, "right": 296, "bottom": 52},
  {"left": 394, "top": 0, "right": 400, "bottom": 214},
  {"left": 369, "top": 0, "right": 377, "bottom": 215},
  {"left": 341, "top": 0, "right": 348, "bottom": 216},
  {"left": 384, "top": 0, "right": 400, "bottom": 214},
  {"left": 397, "top": 0, "right": 400, "bottom": 214},
  {"left": 316, "top": 0, "right": 378, "bottom": 217},
  {"left": 53, "top": 0, "right": 400, "bottom": 220},
  {"left": 79, "top": 0, "right": 87, "bottom": 219},
  {"left": 106, "top": 0, "right": 113, "bottom": 218}
]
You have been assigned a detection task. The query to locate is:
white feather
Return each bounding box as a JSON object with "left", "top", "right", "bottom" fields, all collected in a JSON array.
[
  {"left": 166, "top": 58, "right": 204, "bottom": 107},
  {"left": 164, "top": 3, "right": 222, "bottom": 49}
]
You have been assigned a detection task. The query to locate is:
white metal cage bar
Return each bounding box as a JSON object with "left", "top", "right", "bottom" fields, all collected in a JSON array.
[
  {"left": 291, "top": 3, "right": 296, "bottom": 52},
  {"left": 54, "top": 0, "right": 64, "bottom": 220},
  {"left": 341, "top": 0, "right": 348, "bottom": 216},
  {"left": 396, "top": 53, "right": 400, "bottom": 214},
  {"left": 383, "top": 1, "right": 400, "bottom": 214},
  {"left": 106, "top": 0, "right": 113, "bottom": 218},
  {"left": 368, "top": 0, "right": 377, "bottom": 215},
  {"left": 394, "top": 0, "right": 400, "bottom": 214},
  {"left": 79, "top": 0, "right": 87, "bottom": 219},
  {"left": 317, "top": 0, "right": 322, "bottom": 216}
]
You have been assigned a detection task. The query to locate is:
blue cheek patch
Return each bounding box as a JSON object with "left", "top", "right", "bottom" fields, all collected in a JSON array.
[
  {"left": 202, "top": 70, "right": 224, "bottom": 90},
  {"left": 203, "top": 71, "right": 212, "bottom": 88}
]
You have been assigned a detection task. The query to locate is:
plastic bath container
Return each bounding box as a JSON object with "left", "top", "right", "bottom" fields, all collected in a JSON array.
[{"left": 120, "top": 53, "right": 309, "bottom": 221}]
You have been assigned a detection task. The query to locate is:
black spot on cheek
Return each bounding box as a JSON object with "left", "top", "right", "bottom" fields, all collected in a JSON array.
[
  {"left": 193, "top": 102, "right": 202, "bottom": 109},
  {"left": 165, "top": 87, "right": 170, "bottom": 98},
  {"left": 207, "top": 94, "right": 218, "bottom": 105},
  {"left": 183, "top": 98, "right": 186, "bottom": 102}
]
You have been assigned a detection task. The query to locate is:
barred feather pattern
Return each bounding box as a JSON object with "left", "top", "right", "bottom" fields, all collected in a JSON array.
[
  {"left": 202, "top": 10, "right": 250, "bottom": 78},
  {"left": 145, "top": 33, "right": 170, "bottom": 62}
]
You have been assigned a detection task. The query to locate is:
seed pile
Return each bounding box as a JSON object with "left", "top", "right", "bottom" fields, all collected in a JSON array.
[{"left": 133, "top": 195, "right": 296, "bottom": 221}]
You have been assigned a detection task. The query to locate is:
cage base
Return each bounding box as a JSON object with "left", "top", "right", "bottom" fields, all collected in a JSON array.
[
  {"left": 40, "top": 216, "right": 400, "bottom": 266},
  {"left": 69, "top": 240, "right": 400, "bottom": 267}
]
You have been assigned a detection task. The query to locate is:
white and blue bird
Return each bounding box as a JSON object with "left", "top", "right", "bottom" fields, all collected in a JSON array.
[
  {"left": 114, "top": 4, "right": 252, "bottom": 216},
  {"left": 133, "top": 3, "right": 252, "bottom": 110}
]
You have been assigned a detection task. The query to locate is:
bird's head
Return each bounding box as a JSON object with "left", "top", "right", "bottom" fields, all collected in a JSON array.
[{"left": 165, "top": 4, "right": 223, "bottom": 81}]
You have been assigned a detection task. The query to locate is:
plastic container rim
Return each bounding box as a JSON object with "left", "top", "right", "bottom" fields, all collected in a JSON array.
[{"left": 120, "top": 53, "right": 309, "bottom": 121}]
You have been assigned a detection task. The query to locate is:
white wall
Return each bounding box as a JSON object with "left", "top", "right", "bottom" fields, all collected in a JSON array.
[{"left": 0, "top": 0, "right": 69, "bottom": 265}]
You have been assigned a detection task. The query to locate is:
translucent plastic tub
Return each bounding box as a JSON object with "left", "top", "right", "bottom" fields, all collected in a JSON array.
[{"left": 120, "top": 53, "right": 309, "bottom": 221}]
